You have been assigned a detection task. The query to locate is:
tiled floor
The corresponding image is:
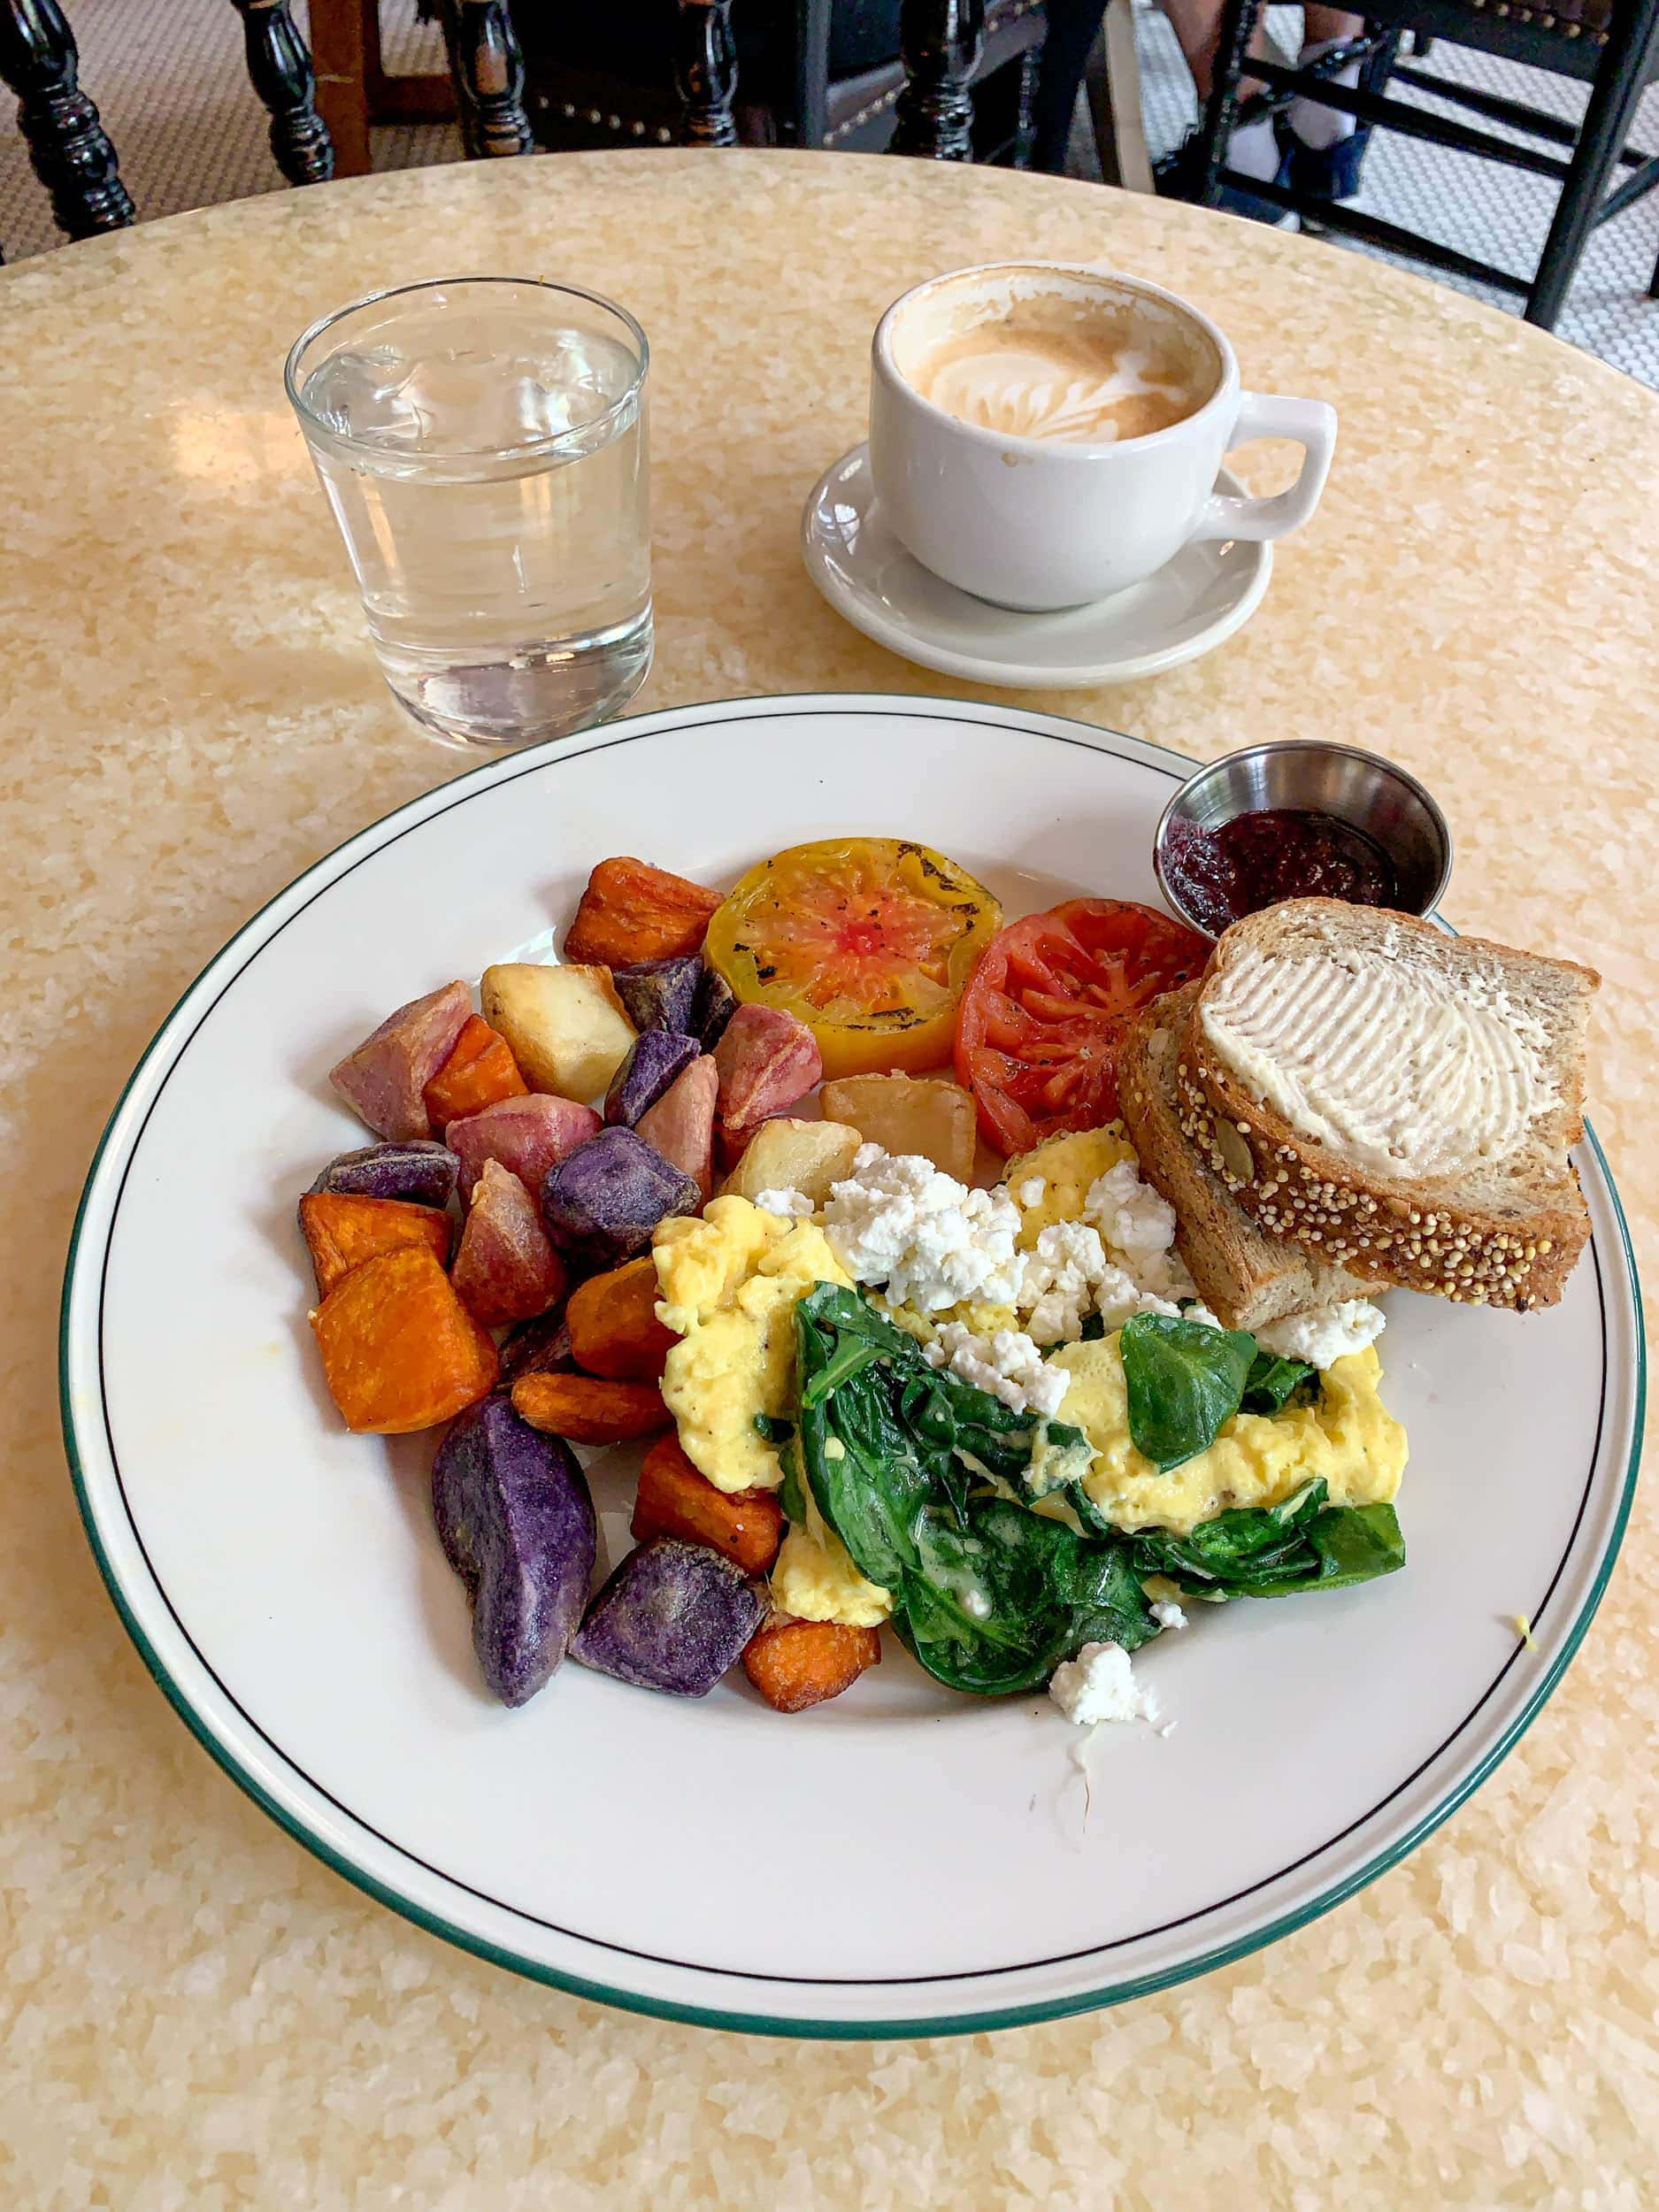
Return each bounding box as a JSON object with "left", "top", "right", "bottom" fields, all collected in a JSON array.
[{"left": 4, "top": 0, "right": 1659, "bottom": 383}]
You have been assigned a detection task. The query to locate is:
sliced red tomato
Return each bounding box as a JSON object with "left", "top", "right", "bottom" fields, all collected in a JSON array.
[
  {"left": 955, "top": 897, "right": 1209, "bottom": 1156},
  {"left": 705, "top": 838, "right": 1002, "bottom": 1080}
]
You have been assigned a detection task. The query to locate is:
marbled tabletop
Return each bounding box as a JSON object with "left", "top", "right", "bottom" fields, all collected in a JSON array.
[{"left": 1, "top": 150, "right": 1655, "bottom": 2209}]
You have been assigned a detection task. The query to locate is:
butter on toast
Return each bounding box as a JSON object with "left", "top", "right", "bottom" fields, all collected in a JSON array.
[{"left": 1177, "top": 901, "right": 1598, "bottom": 1311}]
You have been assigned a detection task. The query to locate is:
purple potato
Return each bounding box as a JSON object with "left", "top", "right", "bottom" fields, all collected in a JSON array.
[
  {"left": 540, "top": 1126, "right": 700, "bottom": 1263},
  {"left": 611, "top": 956, "right": 703, "bottom": 1037},
  {"left": 432, "top": 1397, "right": 596, "bottom": 1708},
  {"left": 604, "top": 1030, "right": 701, "bottom": 1130},
  {"left": 306, "top": 1139, "right": 458, "bottom": 1210},
  {"left": 693, "top": 966, "right": 737, "bottom": 1048},
  {"left": 496, "top": 1310, "right": 576, "bottom": 1387},
  {"left": 572, "top": 1537, "right": 764, "bottom": 1696}
]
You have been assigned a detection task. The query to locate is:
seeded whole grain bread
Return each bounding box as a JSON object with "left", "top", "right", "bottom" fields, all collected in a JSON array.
[
  {"left": 1119, "top": 982, "right": 1382, "bottom": 1332},
  {"left": 1177, "top": 900, "right": 1599, "bottom": 1311}
]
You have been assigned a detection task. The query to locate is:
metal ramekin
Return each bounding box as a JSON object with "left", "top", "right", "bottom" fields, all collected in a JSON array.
[{"left": 1153, "top": 740, "right": 1453, "bottom": 941}]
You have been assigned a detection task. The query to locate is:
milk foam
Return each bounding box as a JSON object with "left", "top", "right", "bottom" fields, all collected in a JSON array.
[{"left": 918, "top": 340, "right": 1196, "bottom": 443}]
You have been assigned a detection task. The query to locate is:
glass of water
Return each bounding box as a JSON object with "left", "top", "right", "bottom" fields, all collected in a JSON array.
[{"left": 286, "top": 277, "right": 651, "bottom": 749}]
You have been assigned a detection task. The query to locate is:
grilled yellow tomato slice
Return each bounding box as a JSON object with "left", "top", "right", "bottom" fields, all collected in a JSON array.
[{"left": 704, "top": 838, "right": 1002, "bottom": 1081}]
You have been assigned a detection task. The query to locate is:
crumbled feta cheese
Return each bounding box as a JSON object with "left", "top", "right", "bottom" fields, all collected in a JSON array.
[
  {"left": 1151, "top": 1598, "right": 1188, "bottom": 1631},
  {"left": 823, "top": 1145, "right": 1022, "bottom": 1312},
  {"left": 923, "top": 1319, "right": 1070, "bottom": 1418},
  {"left": 1094, "top": 1263, "right": 1184, "bottom": 1333},
  {"left": 752, "top": 1187, "right": 815, "bottom": 1220},
  {"left": 1084, "top": 1157, "right": 1195, "bottom": 1302},
  {"left": 1018, "top": 1176, "right": 1047, "bottom": 1208},
  {"left": 1016, "top": 1220, "right": 1110, "bottom": 1345},
  {"left": 1048, "top": 1641, "right": 1160, "bottom": 1727},
  {"left": 1254, "top": 1298, "right": 1386, "bottom": 1371}
]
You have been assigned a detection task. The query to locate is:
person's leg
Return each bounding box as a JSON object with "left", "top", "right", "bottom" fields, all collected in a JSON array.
[
  {"left": 1159, "top": 0, "right": 1271, "bottom": 98},
  {"left": 1291, "top": 5, "right": 1364, "bottom": 150},
  {"left": 1030, "top": 0, "right": 1109, "bottom": 173},
  {"left": 1160, "top": 0, "right": 1281, "bottom": 184}
]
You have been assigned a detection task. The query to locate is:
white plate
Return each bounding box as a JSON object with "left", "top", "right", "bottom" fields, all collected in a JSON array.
[
  {"left": 60, "top": 694, "right": 1643, "bottom": 2038},
  {"left": 801, "top": 445, "right": 1272, "bottom": 687}
]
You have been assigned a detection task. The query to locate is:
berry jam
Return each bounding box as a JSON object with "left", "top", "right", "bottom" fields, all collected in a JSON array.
[{"left": 1163, "top": 808, "right": 1398, "bottom": 936}]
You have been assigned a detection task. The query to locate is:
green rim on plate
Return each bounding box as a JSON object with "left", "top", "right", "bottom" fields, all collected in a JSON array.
[{"left": 58, "top": 695, "right": 1647, "bottom": 2039}]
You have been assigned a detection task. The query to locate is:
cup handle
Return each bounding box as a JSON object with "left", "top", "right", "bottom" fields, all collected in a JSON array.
[{"left": 1192, "top": 392, "right": 1338, "bottom": 543}]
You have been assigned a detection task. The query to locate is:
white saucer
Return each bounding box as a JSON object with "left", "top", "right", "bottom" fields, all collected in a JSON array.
[{"left": 801, "top": 443, "right": 1272, "bottom": 687}]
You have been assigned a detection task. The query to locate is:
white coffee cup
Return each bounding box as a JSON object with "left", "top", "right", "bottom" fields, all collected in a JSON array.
[{"left": 869, "top": 262, "right": 1337, "bottom": 612}]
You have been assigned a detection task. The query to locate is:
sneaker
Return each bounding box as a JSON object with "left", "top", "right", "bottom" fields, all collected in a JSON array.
[
  {"left": 1155, "top": 130, "right": 1299, "bottom": 229},
  {"left": 1279, "top": 121, "right": 1372, "bottom": 202}
]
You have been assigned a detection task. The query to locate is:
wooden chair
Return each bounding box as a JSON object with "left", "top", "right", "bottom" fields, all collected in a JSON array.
[{"left": 1191, "top": 0, "right": 1659, "bottom": 327}]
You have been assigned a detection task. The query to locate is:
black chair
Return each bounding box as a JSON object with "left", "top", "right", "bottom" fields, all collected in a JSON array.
[
  {"left": 510, "top": 0, "right": 1047, "bottom": 164},
  {"left": 1190, "top": 0, "right": 1659, "bottom": 327},
  {"left": 1, "top": 0, "right": 334, "bottom": 253}
]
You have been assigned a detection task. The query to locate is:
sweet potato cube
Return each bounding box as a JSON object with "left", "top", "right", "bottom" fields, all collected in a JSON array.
[
  {"left": 423, "top": 1014, "right": 527, "bottom": 1130},
  {"left": 566, "top": 1256, "right": 679, "bottom": 1381},
  {"left": 311, "top": 1246, "right": 498, "bottom": 1433},
  {"left": 713, "top": 1003, "right": 822, "bottom": 1160},
  {"left": 297, "top": 1190, "right": 452, "bottom": 1298},
  {"left": 510, "top": 1371, "right": 672, "bottom": 1445},
  {"left": 329, "top": 980, "right": 472, "bottom": 1141},
  {"left": 563, "top": 856, "right": 724, "bottom": 967},
  {"left": 634, "top": 1055, "right": 718, "bottom": 1201},
  {"left": 633, "top": 1435, "right": 784, "bottom": 1573},
  {"left": 450, "top": 1159, "right": 566, "bottom": 1329},
  {"left": 742, "top": 1617, "right": 882, "bottom": 1712}
]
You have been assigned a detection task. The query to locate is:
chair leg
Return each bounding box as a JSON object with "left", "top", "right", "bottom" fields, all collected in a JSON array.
[
  {"left": 439, "top": 0, "right": 533, "bottom": 157},
  {"left": 676, "top": 0, "right": 739, "bottom": 145},
  {"left": 1526, "top": 0, "right": 1659, "bottom": 327},
  {"left": 1194, "top": 0, "right": 1263, "bottom": 200},
  {"left": 0, "top": 0, "right": 134, "bottom": 238},
  {"left": 1088, "top": 0, "right": 1153, "bottom": 192},
  {"left": 893, "top": 0, "right": 987, "bottom": 158},
  {"left": 230, "top": 0, "right": 334, "bottom": 184},
  {"left": 307, "top": 0, "right": 375, "bottom": 177}
]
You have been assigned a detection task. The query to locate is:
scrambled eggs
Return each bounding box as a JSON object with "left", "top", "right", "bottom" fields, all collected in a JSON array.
[
  {"left": 772, "top": 1525, "right": 893, "bottom": 1627},
  {"left": 653, "top": 1195, "right": 850, "bottom": 1494},
  {"left": 1007, "top": 1125, "right": 1137, "bottom": 1246},
  {"left": 1049, "top": 1334, "right": 1407, "bottom": 1536}
]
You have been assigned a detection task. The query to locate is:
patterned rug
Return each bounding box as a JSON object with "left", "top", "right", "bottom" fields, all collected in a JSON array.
[{"left": 4, "top": 0, "right": 1658, "bottom": 384}]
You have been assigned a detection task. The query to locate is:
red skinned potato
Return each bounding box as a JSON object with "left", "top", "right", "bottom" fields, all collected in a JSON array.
[
  {"left": 451, "top": 1160, "right": 567, "bottom": 1328},
  {"left": 329, "top": 981, "right": 472, "bottom": 1141},
  {"left": 635, "top": 1056, "right": 718, "bottom": 1201},
  {"left": 446, "top": 1092, "right": 602, "bottom": 1205},
  {"left": 713, "top": 1003, "right": 822, "bottom": 1160}
]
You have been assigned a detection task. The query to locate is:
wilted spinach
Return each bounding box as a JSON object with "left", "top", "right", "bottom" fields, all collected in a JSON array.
[
  {"left": 1118, "top": 1312, "right": 1258, "bottom": 1471},
  {"left": 1240, "top": 1351, "right": 1318, "bottom": 1417},
  {"left": 788, "top": 1286, "right": 1406, "bottom": 1698},
  {"left": 791, "top": 1286, "right": 1157, "bottom": 1694},
  {"left": 1130, "top": 1478, "right": 1404, "bottom": 1598}
]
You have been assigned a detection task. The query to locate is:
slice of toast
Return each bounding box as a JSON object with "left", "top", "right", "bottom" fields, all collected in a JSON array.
[
  {"left": 1178, "top": 900, "right": 1598, "bottom": 1311},
  {"left": 1119, "top": 982, "right": 1382, "bottom": 1332}
]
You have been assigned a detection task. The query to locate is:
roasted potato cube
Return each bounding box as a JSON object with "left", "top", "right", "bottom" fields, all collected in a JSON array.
[
  {"left": 720, "top": 1117, "right": 863, "bottom": 1206},
  {"left": 480, "top": 963, "right": 636, "bottom": 1102},
  {"left": 818, "top": 1072, "right": 976, "bottom": 1180},
  {"left": 563, "top": 857, "right": 723, "bottom": 967}
]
